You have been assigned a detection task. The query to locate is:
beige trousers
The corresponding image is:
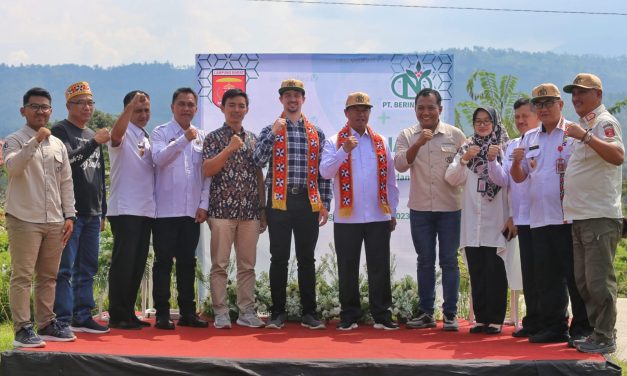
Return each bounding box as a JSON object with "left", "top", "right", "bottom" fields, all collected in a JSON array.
[
  {"left": 208, "top": 218, "right": 260, "bottom": 315},
  {"left": 6, "top": 214, "right": 64, "bottom": 332}
]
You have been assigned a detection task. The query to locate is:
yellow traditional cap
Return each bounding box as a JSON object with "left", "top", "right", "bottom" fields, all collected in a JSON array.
[
  {"left": 563, "top": 73, "right": 603, "bottom": 93},
  {"left": 531, "top": 83, "right": 561, "bottom": 103},
  {"left": 278, "top": 79, "right": 305, "bottom": 95},
  {"left": 345, "top": 92, "right": 373, "bottom": 109},
  {"left": 65, "top": 81, "right": 93, "bottom": 101}
]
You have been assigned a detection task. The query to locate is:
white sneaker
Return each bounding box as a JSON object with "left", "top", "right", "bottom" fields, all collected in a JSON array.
[
  {"left": 213, "top": 313, "right": 232, "bottom": 329},
  {"left": 236, "top": 312, "right": 265, "bottom": 328}
]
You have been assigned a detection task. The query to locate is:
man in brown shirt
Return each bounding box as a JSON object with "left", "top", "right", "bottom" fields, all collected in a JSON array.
[
  {"left": 4, "top": 87, "right": 76, "bottom": 347},
  {"left": 394, "top": 88, "right": 466, "bottom": 331}
]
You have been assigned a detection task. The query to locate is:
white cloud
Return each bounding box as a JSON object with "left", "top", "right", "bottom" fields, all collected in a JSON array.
[
  {"left": 0, "top": 0, "right": 625, "bottom": 67},
  {"left": 6, "top": 50, "right": 29, "bottom": 65}
]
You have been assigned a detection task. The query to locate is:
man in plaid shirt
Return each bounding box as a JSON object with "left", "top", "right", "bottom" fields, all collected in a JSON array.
[{"left": 253, "top": 79, "right": 331, "bottom": 330}]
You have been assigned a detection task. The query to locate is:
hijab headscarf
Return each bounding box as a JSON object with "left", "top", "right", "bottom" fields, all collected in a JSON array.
[{"left": 458, "top": 106, "right": 509, "bottom": 201}]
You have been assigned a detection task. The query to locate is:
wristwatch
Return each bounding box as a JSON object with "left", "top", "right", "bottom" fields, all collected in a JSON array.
[{"left": 65, "top": 216, "right": 77, "bottom": 222}]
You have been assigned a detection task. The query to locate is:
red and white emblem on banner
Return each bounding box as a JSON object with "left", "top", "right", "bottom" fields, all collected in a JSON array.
[{"left": 212, "top": 69, "right": 246, "bottom": 107}]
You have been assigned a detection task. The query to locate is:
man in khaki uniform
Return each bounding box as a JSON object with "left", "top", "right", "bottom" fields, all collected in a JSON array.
[
  {"left": 394, "top": 88, "right": 466, "bottom": 331},
  {"left": 563, "top": 73, "right": 624, "bottom": 354},
  {"left": 4, "top": 87, "right": 76, "bottom": 347}
]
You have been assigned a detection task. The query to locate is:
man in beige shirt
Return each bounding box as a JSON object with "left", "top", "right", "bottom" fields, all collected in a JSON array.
[
  {"left": 563, "top": 73, "right": 624, "bottom": 354},
  {"left": 394, "top": 88, "right": 466, "bottom": 331},
  {"left": 4, "top": 87, "right": 76, "bottom": 348}
]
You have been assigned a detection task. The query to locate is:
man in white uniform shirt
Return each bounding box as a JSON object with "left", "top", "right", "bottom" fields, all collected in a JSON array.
[
  {"left": 151, "top": 88, "right": 210, "bottom": 330},
  {"left": 487, "top": 98, "right": 540, "bottom": 337},
  {"left": 320, "top": 92, "right": 399, "bottom": 331},
  {"left": 563, "top": 73, "right": 624, "bottom": 354},
  {"left": 107, "top": 91, "right": 155, "bottom": 330},
  {"left": 510, "top": 84, "right": 591, "bottom": 345}
]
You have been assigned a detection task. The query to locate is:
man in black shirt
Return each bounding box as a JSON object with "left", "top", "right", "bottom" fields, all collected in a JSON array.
[{"left": 52, "top": 81, "right": 110, "bottom": 334}]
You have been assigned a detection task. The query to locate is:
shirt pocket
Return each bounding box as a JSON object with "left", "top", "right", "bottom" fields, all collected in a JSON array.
[
  {"left": 53, "top": 150, "right": 64, "bottom": 173},
  {"left": 440, "top": 143, "right": 458, "bottom": 165},
  {"left": 525, "top": 147, "right": 541, "bottom": 171},
  {"left": 192, "top": 148, "right": 203, "bottom": 165}
]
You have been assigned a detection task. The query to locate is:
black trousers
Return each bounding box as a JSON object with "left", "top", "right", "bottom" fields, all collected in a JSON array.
[
  {"left": 108, "top": 215, "right": 153, "bottom": 322},
  {"left": 334, "top": 221, "right": 393, "bottom": 323},
  {"left": 465, "top": 246, "right": 508, "bottom": 325},
  {"left": 267, "top": 193, "right": 319, "bottom": 316},
  {"left": 531, "top": 224, "right": 591, "bottom": 336},
  {"left": 152, "top": 217, "right": 200, "bottom": 318},
  {"left": 518, "top": 225, "right": 542, "bottom": 333}
]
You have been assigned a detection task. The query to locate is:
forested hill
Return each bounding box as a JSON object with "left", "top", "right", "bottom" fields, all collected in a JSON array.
[
  {"left": 1, "top": 48, "right": 626, "bottom": 137},
  {"left": 0, "top": 63, "right": 193, "bottom": 136}
]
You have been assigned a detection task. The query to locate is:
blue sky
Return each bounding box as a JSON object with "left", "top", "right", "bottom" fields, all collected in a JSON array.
[{"left": 1, "top": 0, "right": 626, "bottom": 67}]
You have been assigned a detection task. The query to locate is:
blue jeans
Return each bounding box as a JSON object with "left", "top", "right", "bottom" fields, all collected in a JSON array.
[
  {"left": 54, "top": 215, "right": 101, "bottom": 324},
  {"left": 410, "top": 210, "right": 461, "bottom": 316}
]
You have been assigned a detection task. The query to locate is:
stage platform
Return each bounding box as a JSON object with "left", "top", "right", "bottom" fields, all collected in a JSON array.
[{"left": 1, "top": 318, "right": 621, "bottom": 376}]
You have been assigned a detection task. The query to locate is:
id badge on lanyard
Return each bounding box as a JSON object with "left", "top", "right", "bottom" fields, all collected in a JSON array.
[
  {"left": 556, "top": 140, "right": 567, "bottom": 174},
  {"left": 477, "top": 178, "right": 487, "bottom": 193},
  {"left": 555, "top": 157, "right": 566, "bottom": 174}
]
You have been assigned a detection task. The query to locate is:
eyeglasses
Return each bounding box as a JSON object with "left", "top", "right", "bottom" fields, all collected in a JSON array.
[
  {"left": 25, "top": 104, "right": 52, "bottom": 112},
  {"left": 473, "top": 120, "right": 493, "bottom": 126},
  {"left": 533, "top": 100, "right": 556, "bottom": 109},
  {"left": 68, "top": 100, "right": 96, "bottom": 107}
]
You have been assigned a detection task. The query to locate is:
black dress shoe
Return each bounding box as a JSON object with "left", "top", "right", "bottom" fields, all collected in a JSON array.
[
  {"left": 485, "top": 326, "right": 502, "bottom": 335},
  {"left": 155, "top": 317, "right": 175, "bottom": 330},
  {"left": 178, "top": 315, "right": 208, "bottom": 328},
  {"left": 469, "top": 324, "right": 485, "bottom": 334},
  {"left": 512, "top": 328, "right": 535, "bottom": 338},
  {"left": 109, "top": 320, "right": 141, "bottom": 330},
  {"left": 131, "top": 316, "right": 151, "bottom": 327},
  {"left": 529, "top": 330, "right": 569, "bottom": 343}
]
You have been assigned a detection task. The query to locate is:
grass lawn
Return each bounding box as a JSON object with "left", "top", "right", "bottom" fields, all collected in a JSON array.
[
  {"left": 0, "top": 322, "right": 13, "bottom": 351},
  {"left": 610, "top": 356, "right": 626, "bottom": 376}
]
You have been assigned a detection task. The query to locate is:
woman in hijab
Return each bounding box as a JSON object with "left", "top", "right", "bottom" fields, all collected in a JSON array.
[{"left": 445, "top": 106, "right": 510, "bottom": 334}]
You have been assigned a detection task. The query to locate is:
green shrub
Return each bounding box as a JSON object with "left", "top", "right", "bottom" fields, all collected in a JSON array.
[
  {"left": 616, "top": 240, "right": 627, "bottom": 298},
  {"left": 199, "top": 248, "right": 473, "bottom": 324},
  {"left": 0, "top": 251, "right": 11, "bottom": 323}
]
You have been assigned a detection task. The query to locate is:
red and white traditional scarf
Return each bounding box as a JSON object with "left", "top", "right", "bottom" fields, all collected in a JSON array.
[
  {"left": 335, "top": 124, "right": 390, "bottom": 218},
  {"left": 271, "top": 113, "right": 323, "bottom": 212}
]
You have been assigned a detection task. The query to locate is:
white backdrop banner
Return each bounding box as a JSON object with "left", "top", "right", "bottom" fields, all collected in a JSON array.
[{"left": 194, "top": 53, "right": 455, "bottom": 291}]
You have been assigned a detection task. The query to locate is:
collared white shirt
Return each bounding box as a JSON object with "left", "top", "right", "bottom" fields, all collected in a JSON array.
[
  {"left": 107, "top": 122, "right": 156, "bottom": 218},
  {"left": 445, "top": 151, "right": 509, "bottom": 250},
  {"left": 516, "top": 117, "right": 574, "bottom": 228},
  {"left": 564, "top": 104, "right": 624, "bottom": 220},
  {"left": 320, "top": 127, "right": 399, "bottom": 224},
  {"left": 4, "top": 125, "right": 75, "bottom": 223},
  {"left": 151, "top": 118, "right": 210, "bottom": 218},
  {"left": 394, "top": 121, "right": 466, "bottom": 212},
  {"left": 488, "top": 137, "right": 532, "bottom": 226}
]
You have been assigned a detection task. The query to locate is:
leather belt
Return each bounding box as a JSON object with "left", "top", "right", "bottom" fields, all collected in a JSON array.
[{"left": 288, "top": 186, "right": 306, "bottom": 195}]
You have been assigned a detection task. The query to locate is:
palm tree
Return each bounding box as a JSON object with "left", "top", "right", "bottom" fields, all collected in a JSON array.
[{"left": 455, "top": 70, "right": 527, "bottom": 137}]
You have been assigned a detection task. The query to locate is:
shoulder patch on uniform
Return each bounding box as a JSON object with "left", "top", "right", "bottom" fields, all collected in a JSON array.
[{"left": 603, "top": 124, "right": 616, "bottom": 138}]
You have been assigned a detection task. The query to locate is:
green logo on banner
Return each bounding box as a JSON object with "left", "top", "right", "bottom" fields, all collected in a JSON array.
[{"left": 391, "top": 62, "right": 432, "bottom": 99}]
